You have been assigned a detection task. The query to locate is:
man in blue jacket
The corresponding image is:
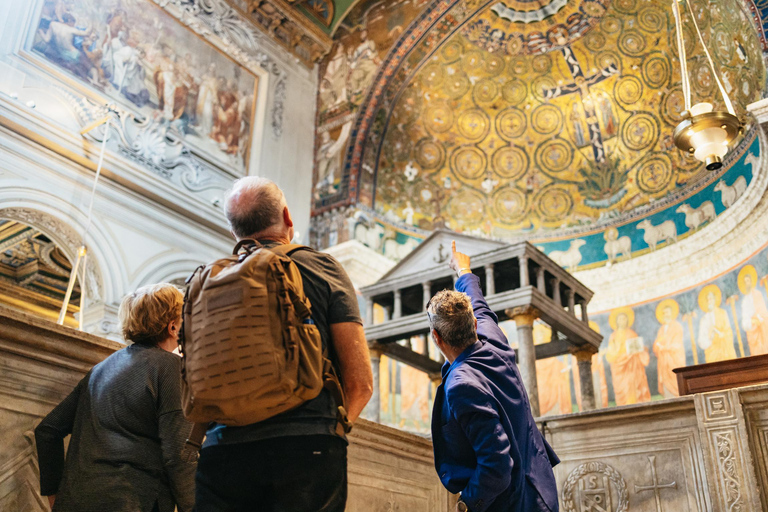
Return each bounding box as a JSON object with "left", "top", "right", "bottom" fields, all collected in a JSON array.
[{"left": 429, "top": 241, "right": 560, "bottom": 512}]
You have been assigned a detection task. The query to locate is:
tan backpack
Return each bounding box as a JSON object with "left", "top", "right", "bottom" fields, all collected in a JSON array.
[{"left": 180, "top": 240, "right": 350, "bottom": 445}]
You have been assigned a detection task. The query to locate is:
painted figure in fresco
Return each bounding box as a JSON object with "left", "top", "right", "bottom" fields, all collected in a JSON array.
[
  {"left": 573, "top": 321, "right": 609, "bottom": 409},
  {"left": 320, "top": 44, "right": 350, "bottom": 112},
  {"left": 533, "top": 324, "right": 572, "bottom": 416},
  {"left": 739, "top": 265, "right": 768, "bottom": 356},
  {"left": 348, "top": 29, "right": 380, "bottom": 99},
  {"left": 697, "top": 284, "right": 737, "bottom": 362},
  {"left": 196, "top": 63, "right": 219, "bottom": 136},
  {"left": 652, "top": 299, "right": 686, "bottom": 398},
  {"left": 36, "top": 13, "right": 93, "bottom": 79},
  {"left": 315, "top": 121, "right": 353, "bottom": 193},
  {"left": 570, "top": 102, "right": 586, "bottom": 147},
  {"left": 598, "top": 94, "right": 617, "bottom": 138},
  {"left": 604, "top": 307, "right": 651, "bottom": 406}
]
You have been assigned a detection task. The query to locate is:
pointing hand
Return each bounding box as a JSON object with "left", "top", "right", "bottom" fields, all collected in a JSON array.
[{"left": 449, "top": 240, "right": 472, "bottom": 277}]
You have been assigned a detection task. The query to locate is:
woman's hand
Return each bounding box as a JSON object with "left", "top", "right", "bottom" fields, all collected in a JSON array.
[
  {"left": 48, "top": 495, "right": 56, "bottom": 510},
  {"left": 449, "top": 240, "right": 472, "bottom": 277}
]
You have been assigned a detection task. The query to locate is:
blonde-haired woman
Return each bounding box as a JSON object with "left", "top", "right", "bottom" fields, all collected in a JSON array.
[{"left": 35, "top": 284, "right": 195, "bottom": 512}]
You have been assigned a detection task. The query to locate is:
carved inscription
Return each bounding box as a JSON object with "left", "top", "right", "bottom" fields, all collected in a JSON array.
[{"left": 562, "top": 461, "right": 628, "bottom": 512}]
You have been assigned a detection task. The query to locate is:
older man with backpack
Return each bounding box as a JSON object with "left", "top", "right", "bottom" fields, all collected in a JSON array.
[{"left": 181, "top": 177, "right": 373, "bottom": 512}]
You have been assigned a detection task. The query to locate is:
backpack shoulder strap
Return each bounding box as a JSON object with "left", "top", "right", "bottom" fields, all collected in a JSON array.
[{"left": 268, "top": 243, "right": 312, "bottom": 258}]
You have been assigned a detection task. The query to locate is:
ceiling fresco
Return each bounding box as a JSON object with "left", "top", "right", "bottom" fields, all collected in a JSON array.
[{"left": 372, "top": 0, "right": 765, "bottom": 238}]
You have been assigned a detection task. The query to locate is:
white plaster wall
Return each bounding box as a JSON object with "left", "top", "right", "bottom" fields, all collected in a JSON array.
[{"left": 255, "top": 60, "right": 317, "bottom": 243}]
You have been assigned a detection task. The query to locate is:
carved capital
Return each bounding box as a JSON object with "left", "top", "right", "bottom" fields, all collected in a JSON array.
[
  {"left": 571, "top": 347, "right": 599, "bottom": 361},
  {"left": 505, "top": 306, "right": 539, "bottom": 326}
]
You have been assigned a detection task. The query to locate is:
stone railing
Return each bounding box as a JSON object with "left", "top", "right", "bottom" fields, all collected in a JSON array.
[
  {"left": 0, "top": 305, "right": 452, "bottom": 512},
  {"left": 541, "top": 384, "right": 768, "bottom": 511}
]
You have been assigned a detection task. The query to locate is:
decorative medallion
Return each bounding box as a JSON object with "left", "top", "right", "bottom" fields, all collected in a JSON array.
[
  {"left": 415, "top": 139, "right": 446, "bottom": 170},
  {"left": 493, "top": 187, "right": 528, "bottom": 223},
  {"left": 451, "top": 146, "right": 488, "bottom": 180},
  {"left": 502, "top": 79, "right": 528, "bottom": 105},
  {"left": 642, "top": 54, "right": 671, "bottom": 88},
  {"left": 637, "top": 5, "right": 665, "bottom": 32},
  {"left": 444, "top": 73, "right": 472, "bottom": 99},
  {"left": 536, "top": 185, "right": 574, "bottom": 222},
  {"left": 662, "top": 89, "right": 686, "bottom": 125},
  {"left": 614, "top": 76, "right": 643, "bottom": 106},
  {"left": 618, "top": 30, "right": 647, "bottom": 56},
  {"left": 424, "top": 103, "right": 454, "bottom": 134},
  {"left": 496, "top": 108, "right": 528, "bottom": 141},
  {"left": 622, "top": 113, "right": 659, "bottom": 151},
  {"left": 635, "top": 154, "right": 674, "bottom": 194},
  {"left": 536, "top": 139, "right": 574, "bottom": 174},
  {"left": 421, "top": 64, "right": 446, "bottom": 88},
  {"left": 458, "top": 109, "right": 491, "bottom": 141},
  {"left": 448, "top": 188, "right": 486, "bottom": 225},
  {"left": 561, "top": 461, "right": 629, "bottom": 512},
  {"left": 441, "top": 40, "right": 463, "bottom": 63},
  {"left": 474, "top": 79, "right": 501, "bottom": 103},
  {"left": 532, "top": 104, "right": 564, "bottom": 135},
  {"left": 492, "top": 146, "right": 529, "bottom": 179}
]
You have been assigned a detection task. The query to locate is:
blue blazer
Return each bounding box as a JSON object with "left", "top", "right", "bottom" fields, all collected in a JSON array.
[{"left": 431, "top": 274, "right": 560, "bottom": 512}]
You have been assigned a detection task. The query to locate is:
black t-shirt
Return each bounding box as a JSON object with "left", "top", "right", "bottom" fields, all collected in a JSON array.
[{"left": 203, "top": 241, "right": 362, "bottom": 447}]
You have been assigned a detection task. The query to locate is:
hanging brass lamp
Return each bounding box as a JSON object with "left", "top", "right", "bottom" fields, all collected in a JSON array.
[{"left": 671, "top": 0, "right": 743, "bottom": 171}]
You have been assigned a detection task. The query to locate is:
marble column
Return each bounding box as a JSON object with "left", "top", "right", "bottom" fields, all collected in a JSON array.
[
  {"left": 365, "top": 298, "right": 374, "bottom": 326},
  {"left": 393, "top": 290, "right": 402, "bottom": 319},
  {"left": 519, "top": 256, "right": 529, "bottom": 287},
  {"left": 536, "top": 267, "right": 546, "bottom": 294},
  {"left": 369, "top": 348, "right": 383, "bottom": 422},
  {"left": 485, "top": 264, "right": 495, "bottom": 296},
  {"left": 580, "top": 301, "right": 589, "bottom": 324},
  {"left": 573, "top": 348, "right": 597, "bottom": 411},
  {"left": 507, "top": 306, "right": 540, "bottom": 417},
  {"left": 552, "top": 278, "right": 561, "bottom": 307},
  {"left": 567, "top": 289, "right": 576, "bottom": 316},
  {"left": 423, "top": 282, "right": 432, "bottom": 310}
]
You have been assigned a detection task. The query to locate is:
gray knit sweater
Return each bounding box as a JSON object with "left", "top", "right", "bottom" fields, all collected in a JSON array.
[{"left": 35, "top": 344, "right": 196, "bottom": 512}]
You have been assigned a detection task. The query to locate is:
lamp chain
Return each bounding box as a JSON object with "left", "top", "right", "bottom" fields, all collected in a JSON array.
[
  {"left": 683, "top": 0, "right": 736, "bottom": 115},
  {"left": 672, "top": 0, "right": 691, "bottom": 111}
]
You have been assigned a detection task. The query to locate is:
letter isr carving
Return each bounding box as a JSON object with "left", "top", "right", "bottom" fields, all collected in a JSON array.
[{"left": 561, "top": 461, "right": 628, "bottom": 512}]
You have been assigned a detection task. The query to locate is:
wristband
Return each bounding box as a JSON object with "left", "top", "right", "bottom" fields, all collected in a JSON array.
[{"left": 457, "top": 268, "right": 472, "bottom": 277}]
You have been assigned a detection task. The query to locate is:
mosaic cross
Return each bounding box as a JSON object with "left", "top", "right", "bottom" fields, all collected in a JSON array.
[
  {"left": 634, "top": 455, "right": 677, "bottom": 512},
  {"left": 543, "top": 46, "right": 619, "bottom": 163}
]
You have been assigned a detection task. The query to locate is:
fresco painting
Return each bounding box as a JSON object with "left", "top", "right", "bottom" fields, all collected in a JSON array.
[
  {"left": 583, "top": 243, "right": 768, "bottom": 413},
  {"left": 30, "top": 0, "right": 258, "bottom": 173}
]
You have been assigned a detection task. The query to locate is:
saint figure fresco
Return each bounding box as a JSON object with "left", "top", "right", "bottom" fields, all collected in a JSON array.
[
  {"left": 533, "top": 324, "right": 572, "bottom": 416},
  {"left": 652, "top": 299, "right": 685, "bottom": 397},
  {"left": 739, "top": 265, "right": 768, "bottom": 356},
  {"left": 604, "top": 307, "right": 651, "bottom": 406},
  {"left": 697, "top": 284, "right": 737, "bottom": 362}
]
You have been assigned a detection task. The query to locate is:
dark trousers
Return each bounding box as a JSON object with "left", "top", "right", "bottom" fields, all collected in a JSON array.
[{"left": 194, "top": 435, "right": 347, "bottom": 512}]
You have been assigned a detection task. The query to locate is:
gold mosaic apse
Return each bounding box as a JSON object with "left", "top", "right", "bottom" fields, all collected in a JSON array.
[{"left": 374, "top": 0, "right": 764, "bottom": 236}]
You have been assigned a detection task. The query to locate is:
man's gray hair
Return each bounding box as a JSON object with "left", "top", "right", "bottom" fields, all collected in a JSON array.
[
  {"left": 428, "top": 289, "right": 476, "bottom": 349},
  {"left": 224, "top": 177, "right": 286, "bottom": 239}
]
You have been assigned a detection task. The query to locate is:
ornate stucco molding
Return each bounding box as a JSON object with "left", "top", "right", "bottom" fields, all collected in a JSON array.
[{"left": 61, "top": 91, "right": 232, "bottom": 200}]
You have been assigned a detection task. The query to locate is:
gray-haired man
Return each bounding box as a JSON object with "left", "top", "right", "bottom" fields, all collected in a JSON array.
[{"left": 194, "top": 177, "right": 373, "bottom": 512}]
